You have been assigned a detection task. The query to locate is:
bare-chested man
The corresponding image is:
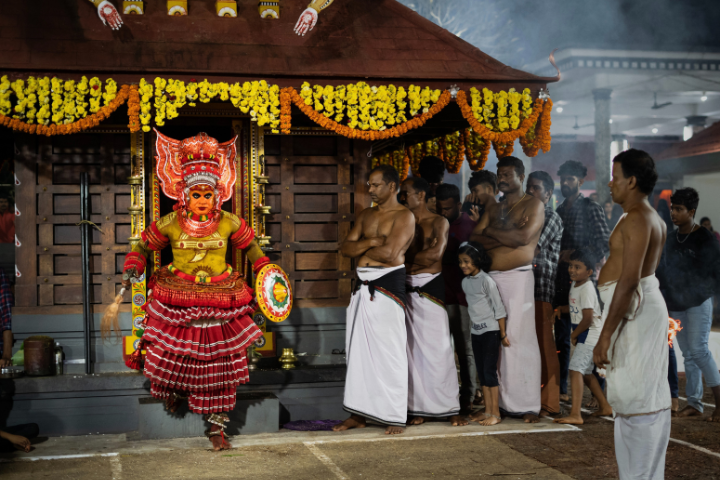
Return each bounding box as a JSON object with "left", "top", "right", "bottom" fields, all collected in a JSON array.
[
  {"left": 470, "top": 156, "right": 545, "bottom": 423},
  {"left": 399, "top": 177, "right": 468, "bottom": 428},
  {"left": 593, "top": 150, "right": 671, "bottom": 480},
  {"left": 333, "top": 165, "right": 415, "bottom": 435}
]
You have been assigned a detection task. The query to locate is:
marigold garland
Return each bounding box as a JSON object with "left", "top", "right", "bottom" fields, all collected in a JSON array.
[
  {"left": 279, "top": 87, "right": 292, "bottom": 135},
  {"left": 457, "top": 89, "right": 546, "bottom": 158},
  {"left": 289, "top": 87, "right": 451, "bottom": 141},
  {"left": 370, "top": 149, "right": 410, "bottom": 181},
  {"left": 0, "top": 84, "right": 130, "bottom": 136},
  {"left": 127, "top": 84, "right": 141, "bottom": 133}
]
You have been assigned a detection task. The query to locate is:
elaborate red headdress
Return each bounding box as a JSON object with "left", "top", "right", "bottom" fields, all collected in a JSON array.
[{"left": 154, "top": 129, "right": 238, "bottom": 204}]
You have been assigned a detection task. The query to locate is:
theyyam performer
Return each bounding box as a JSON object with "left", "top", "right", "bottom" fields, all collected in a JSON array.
[
  {"left": 103, "top": 130, "right": 291, "bottom": 450},
  {"left": 399, "top": 177, "right": 466, "bottom": 427},
  {"left": 334, "top": 165, "right": 415, "bottom": 435}
]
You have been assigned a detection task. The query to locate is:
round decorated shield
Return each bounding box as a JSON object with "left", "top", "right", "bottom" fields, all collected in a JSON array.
[{"left": 254, "top": 264, "right": 292, "bottom": 322}]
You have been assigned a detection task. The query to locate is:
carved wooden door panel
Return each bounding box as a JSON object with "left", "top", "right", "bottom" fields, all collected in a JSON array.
[
  {"left": 14, "top": 133, "right": 131, "bottom": 311},
  {"left": 264, "top": 133, "right": 365, "bottom": 308}
]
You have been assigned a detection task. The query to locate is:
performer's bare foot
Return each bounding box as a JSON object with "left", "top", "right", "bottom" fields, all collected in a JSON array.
[
  {"left": 385, "top": 426, "right": 404, "bottom": 435},
  {"left": 677, "top": 406, "right": 703, "bottom": 418},
  {"left": 332, "top": 414, "right": 366, "bottom": 432},
  {"left": 560, "top": 394, "right": 570, "bottom": 402},
  {"left": 523, "top": 413, "right": 540, "bottom": 423},
  {"left": 469, "top": 411, "right": 486, "bottom": 423},
  {"left": 554, "top": 414, "right": 584, "bottom": 425},
  {"left": 480, "top": 415, "right": 501, "bottom": 426},
  {"left": 705, "top": 408, "right": 720, "bottom": 423},
  {"left": 449, "top": 415, "right": 468, "bottom": 426},
  {"left": 408, "top": 416, "right": 426, "bottom": 425},
  {"left": 590, "top": 406, "right": 613, "bottom": 417}
]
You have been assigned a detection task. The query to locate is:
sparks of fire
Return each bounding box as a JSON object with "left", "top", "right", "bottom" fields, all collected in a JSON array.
[{"left": 668, "top": 317, "right": 682, "bottom": 347}]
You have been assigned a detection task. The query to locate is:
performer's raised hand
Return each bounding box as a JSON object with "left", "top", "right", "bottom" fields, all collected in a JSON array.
[
  {"left": 294, "top": 7, "right": 318, "bottom": 36},
  {"left": 96, "top": 1, "right": 123, "bottom": 31},
  {"left": 121, "top": 267, "right": 137, "bottom": 289}
]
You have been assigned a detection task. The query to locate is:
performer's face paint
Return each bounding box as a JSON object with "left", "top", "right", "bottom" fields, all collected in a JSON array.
[{"left": 188, "top": 185, "right": 215, "bottom": 216}]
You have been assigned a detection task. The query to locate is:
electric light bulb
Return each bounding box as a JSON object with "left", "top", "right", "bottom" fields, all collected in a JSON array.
[
  {"left": 701, "top": 95, "right": 708, "bottom": 102},
  {"left": 609, "top": 119, "right": 613, "bottom": 124},
  {"left": 556, "top": 107, "right": 563, "bottom": 113},
  {"left": 652, "top": 128, "right": 658, "bottom": 134}
]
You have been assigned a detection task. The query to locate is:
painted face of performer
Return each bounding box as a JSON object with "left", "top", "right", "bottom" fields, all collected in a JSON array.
[{"left": 188, "top": 185, "right": 216, "bottom": 216}]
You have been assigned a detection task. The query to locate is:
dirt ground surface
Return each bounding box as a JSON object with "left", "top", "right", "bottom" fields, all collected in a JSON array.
[
  {"left": 498, "top": 377, "right": 720, "bottom": 480},
  {"left": 2, "top": 378, "right": 720, "bottom": 479}
]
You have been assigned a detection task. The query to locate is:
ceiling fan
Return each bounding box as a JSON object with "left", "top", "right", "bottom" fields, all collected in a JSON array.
[
  {"left": 651, "top": 92, "right": 672, "bottom": 110},
  {"left": 572, "top": 116, "right": 594, "bottom": 130}
]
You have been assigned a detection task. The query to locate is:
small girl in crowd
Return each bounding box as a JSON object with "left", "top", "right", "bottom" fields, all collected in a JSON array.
[{"left": 459, "top": 241, "right": 509, "bottom": 426}]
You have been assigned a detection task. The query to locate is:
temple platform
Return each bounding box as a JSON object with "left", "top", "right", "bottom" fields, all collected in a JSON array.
[{"left": 0, "top": 363, "right": 347, "bottom": 438}]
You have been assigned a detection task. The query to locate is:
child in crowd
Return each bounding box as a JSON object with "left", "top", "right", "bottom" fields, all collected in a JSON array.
[
  {"left": 459, "top": 241, "right": 508, "bottom": 426},
  {"left": 554, "top": 250, "right": 613, "bottom": 424}
]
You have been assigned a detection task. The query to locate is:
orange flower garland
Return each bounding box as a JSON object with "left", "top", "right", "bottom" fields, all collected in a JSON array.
[
  {"left": 279, "top": 87, "right": 292, "bottom": 135},
  {"left": 127, "top": 84, "right": 141, "bottom": 133},
  {"left": 457, "top": 89, "right": 546, "bottom": 158},
  {"left": 537, "top": 97, "right": 553, "bottom": 153},
  {"left": 288, "top": 87, "right": 451, "bottom": 141},
  {"left": 0, "top": 84, "right": 130, "bottom": 136}
]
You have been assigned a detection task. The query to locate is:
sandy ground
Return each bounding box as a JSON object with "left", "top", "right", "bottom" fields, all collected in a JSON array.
[{"left": 2, "top": 379, "right": 720, "bottom": 479}]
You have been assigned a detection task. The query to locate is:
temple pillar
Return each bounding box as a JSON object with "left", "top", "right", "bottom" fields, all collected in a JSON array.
[{"left": 593, "top": 88, "right": 612, "bottom": 206}]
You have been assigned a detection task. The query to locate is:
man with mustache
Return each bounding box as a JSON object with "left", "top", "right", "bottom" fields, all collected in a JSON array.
[
  {"left": 554, "top": 160, "right": 610, "bottom": 401},
  {"left": 334, "top": 165, "right": 416, "bottom": 435},
  {"left": 470, "top": 156, "right": 545, "bottom": 423}
]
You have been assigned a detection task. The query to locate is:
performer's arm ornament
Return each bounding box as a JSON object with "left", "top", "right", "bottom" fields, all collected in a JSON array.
[
  {"left": 123, "top": 252, "right": 147, "bottom": 276},
  {"left": 293, "top": 0, "right": 334, "bottom": 36},
  {"left": 141, "top": 221, "right": 170, "bottom": 251},
  {"left": 230, "top": 220, "right": 269, "bottom": 273}
]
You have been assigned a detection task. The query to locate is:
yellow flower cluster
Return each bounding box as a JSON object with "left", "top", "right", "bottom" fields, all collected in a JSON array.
[
  {"left": 140, "top": 78, "right": 281, "bottom": 133},
  {"left": 297, "top": 82, "right": 440, "bottom": 131},
  {"left": 469, "top": 87, "right": 533, "bottom": 132},
  {"left": 228, "top": 80, "right": 280, "bottom": 131},
  {"left": 0, "top": 75, "right": 117, "bottom": 125},
  {"left": 407, "top": 85, "right": 442, "bottom": 116}
]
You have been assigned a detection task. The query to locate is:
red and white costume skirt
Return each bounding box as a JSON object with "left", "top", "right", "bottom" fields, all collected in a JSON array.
[{"left": 141, "top": 267, "right": 263, "bottom": 414}]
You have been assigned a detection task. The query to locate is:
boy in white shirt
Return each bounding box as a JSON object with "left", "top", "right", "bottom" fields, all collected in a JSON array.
[{"left": 554, "top": 250, "right": 613, "bottom": 424}]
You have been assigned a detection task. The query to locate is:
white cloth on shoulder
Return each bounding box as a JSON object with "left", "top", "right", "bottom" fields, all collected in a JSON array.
[
  {"left": 489, "top": 266, "right": 541, "bottom": 417},
  {"left": 599, "top": 275, "right": 671, "bottom": 416},
  {"left": 614, "top": 408, "right": 671, "bottom": 480},
  {"left": 406, "top": 272, "right": 460, "bottom": 418},
  {"left": 343, "top": 265, "right": 408, "bottom": 427}
]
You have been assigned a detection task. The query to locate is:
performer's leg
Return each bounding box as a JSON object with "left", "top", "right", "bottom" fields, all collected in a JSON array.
[{"left": 536, "top": 301, "right": 560, "bottom": 415}]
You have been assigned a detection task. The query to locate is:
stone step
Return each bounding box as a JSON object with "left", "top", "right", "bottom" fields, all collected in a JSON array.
[{"left": 137, "top": 393, "right": 279, "bottom": 440}]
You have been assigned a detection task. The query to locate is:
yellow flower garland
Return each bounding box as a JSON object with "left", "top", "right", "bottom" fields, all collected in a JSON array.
[
  {"left": 0, "top": 75, "right": 117, "bottom": 125},
  {"left": 299, "top": 82, "right": 434, "bottom": 131}
]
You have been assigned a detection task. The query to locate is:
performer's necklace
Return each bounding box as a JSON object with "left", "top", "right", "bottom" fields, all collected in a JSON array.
[
  {"left": 501, "top": 193, "right": 527, "bottom": 220},
  {"left": 676, "top": 222, "right": 696, "bottom": 244}
]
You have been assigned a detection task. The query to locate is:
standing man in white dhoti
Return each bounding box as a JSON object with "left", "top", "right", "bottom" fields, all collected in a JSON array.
[
  {"left": 593, "top": 149, "right": 670, "bottom": 480},
  {"left": 333, "top": 165, "right": 416, "bottom": 435},
  {"left": 399, "top": 177, "right": 467, "bottom": 427},
  {"left": 470, "top": 156, "right": 545, "bottom": 423}
]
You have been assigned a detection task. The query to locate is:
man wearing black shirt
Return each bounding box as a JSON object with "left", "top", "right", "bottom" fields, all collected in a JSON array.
[{"left": 658, "top": 188, "right": 720, "bottom": 422}]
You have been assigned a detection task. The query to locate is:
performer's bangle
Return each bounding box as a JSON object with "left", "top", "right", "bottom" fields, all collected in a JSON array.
[
  {"left": 253, "top": 256, "right": 271, "bottom": 274},
  {"left": 123, "top": 252, "right": 146, "bottom": 275}
]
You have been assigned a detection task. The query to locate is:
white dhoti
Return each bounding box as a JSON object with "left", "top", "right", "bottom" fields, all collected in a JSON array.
[
  {"left": 489, "top": 266, "right": 541, "bottom": 417},
  {"left": 343, "top": 265, "right": 408, "bottom": 426},
  {"left": 406, "top": 273, "right": 460, "bottom": 417},
  {"left": 614, "top": 409, "right": 671, "bottom": 480},
  {"left": 599, "top": 275, "right": 671, "bottom": 480}
]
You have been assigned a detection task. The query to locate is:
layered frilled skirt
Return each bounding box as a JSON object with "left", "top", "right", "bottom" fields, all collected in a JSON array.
[{"left": 142, "top": 267, "right": 263, "bottom": 414}]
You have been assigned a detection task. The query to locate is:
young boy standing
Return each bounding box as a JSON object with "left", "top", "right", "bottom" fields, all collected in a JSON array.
[{"left": 554, "top": 250, "right": 613, "bottom": 424}]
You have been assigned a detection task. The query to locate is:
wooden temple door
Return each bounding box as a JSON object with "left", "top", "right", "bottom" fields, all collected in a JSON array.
[
  {"left": 14, "top": 133, "right": 132, "bottom": 311},
  {"left": 264, "top": 133, "right": 366, "bottom": 309}
]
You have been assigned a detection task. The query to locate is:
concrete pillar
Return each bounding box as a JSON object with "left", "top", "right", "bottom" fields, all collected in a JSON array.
[{"left": 593, "top": 88, "right": 612, "bottom": 206}]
